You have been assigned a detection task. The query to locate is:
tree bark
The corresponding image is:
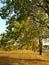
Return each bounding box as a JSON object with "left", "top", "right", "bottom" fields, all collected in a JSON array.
[
  {"left": 32, "top": 43, "right": 36, "bottom": 52},
  {"left": 39, "top": 37, "right": 42, "bottom": 55}
]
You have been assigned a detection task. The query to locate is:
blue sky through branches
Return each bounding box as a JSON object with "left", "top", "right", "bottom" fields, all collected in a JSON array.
[
  {"left": 0, "top": 17, "right": 6, "bottom": 34},
  {"left": 0, "top": 2, "right": 6, "bottom": 34}
]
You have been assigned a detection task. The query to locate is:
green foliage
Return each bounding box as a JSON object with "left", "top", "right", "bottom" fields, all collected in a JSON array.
[{"left": 0, "top": 0, "right": 49, "bottom": 51}]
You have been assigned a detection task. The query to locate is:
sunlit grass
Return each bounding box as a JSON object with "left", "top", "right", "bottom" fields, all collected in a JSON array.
[{"left": 0, "top": 50, "right": 49, "bottom": 65}]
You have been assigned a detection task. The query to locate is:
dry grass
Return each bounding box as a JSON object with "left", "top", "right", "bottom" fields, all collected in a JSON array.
[{"left": 0, "top": 50, "right": 49, "bottom": 65}]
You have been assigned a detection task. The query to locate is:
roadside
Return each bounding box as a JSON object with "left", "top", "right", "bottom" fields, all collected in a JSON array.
[{"left": 0, "top": 50, "right": 49, "bottom": 65}]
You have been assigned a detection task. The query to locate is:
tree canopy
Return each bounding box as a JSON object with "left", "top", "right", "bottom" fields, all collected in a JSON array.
[{"left": 0, "top": 0, "right": 49, "bottom": 53}]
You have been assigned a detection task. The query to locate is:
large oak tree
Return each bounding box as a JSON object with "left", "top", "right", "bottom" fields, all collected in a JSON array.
[{"left": 0, "top": 0, "right": 49, "bottom": 55}]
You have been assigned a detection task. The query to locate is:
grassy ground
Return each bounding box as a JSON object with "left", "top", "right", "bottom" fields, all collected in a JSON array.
[{"left": 0, "top": 50, "right": 49, "bottom": 65}]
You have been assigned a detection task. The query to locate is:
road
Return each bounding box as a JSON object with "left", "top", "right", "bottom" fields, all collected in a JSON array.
[{"left": 43, "top": 50, "right": 49, "bottom": 54}]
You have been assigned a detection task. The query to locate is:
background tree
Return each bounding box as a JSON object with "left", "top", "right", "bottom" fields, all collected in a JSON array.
[{"left": 0, "top": 0, "right": 49, "bottom": 54}]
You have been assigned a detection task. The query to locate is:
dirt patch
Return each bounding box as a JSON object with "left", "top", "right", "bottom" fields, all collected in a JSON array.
[{"left": 0, "top": 50, "right": 49, "bottom": 65}]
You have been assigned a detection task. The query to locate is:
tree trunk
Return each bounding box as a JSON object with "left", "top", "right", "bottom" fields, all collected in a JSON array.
[
  {"left": 39, "top": 37, "right": 42, "bottom": 55},
  {"left": 33, "top": 43, "right": 36, "bottom": 52},
  {"left": 32, "top": 39, "right": 36, "bottom": 52}
]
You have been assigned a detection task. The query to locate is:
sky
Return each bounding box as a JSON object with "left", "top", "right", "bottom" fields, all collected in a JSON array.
[
  {"left": 0, "top": 2, "right": 6, "bottom": 34},
  {"left": 0, "top": 17, "right": 6, "bottom": 34}
]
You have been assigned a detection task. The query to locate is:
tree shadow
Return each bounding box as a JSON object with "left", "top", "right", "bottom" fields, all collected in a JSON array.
[{"left": 0, "top": 56, "right": 49, "bottom": 65}]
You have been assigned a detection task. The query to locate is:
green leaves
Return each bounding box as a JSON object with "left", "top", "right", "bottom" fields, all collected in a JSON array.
[{"left": 0, "top": 0, "right": 49, "bottom": 50}]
